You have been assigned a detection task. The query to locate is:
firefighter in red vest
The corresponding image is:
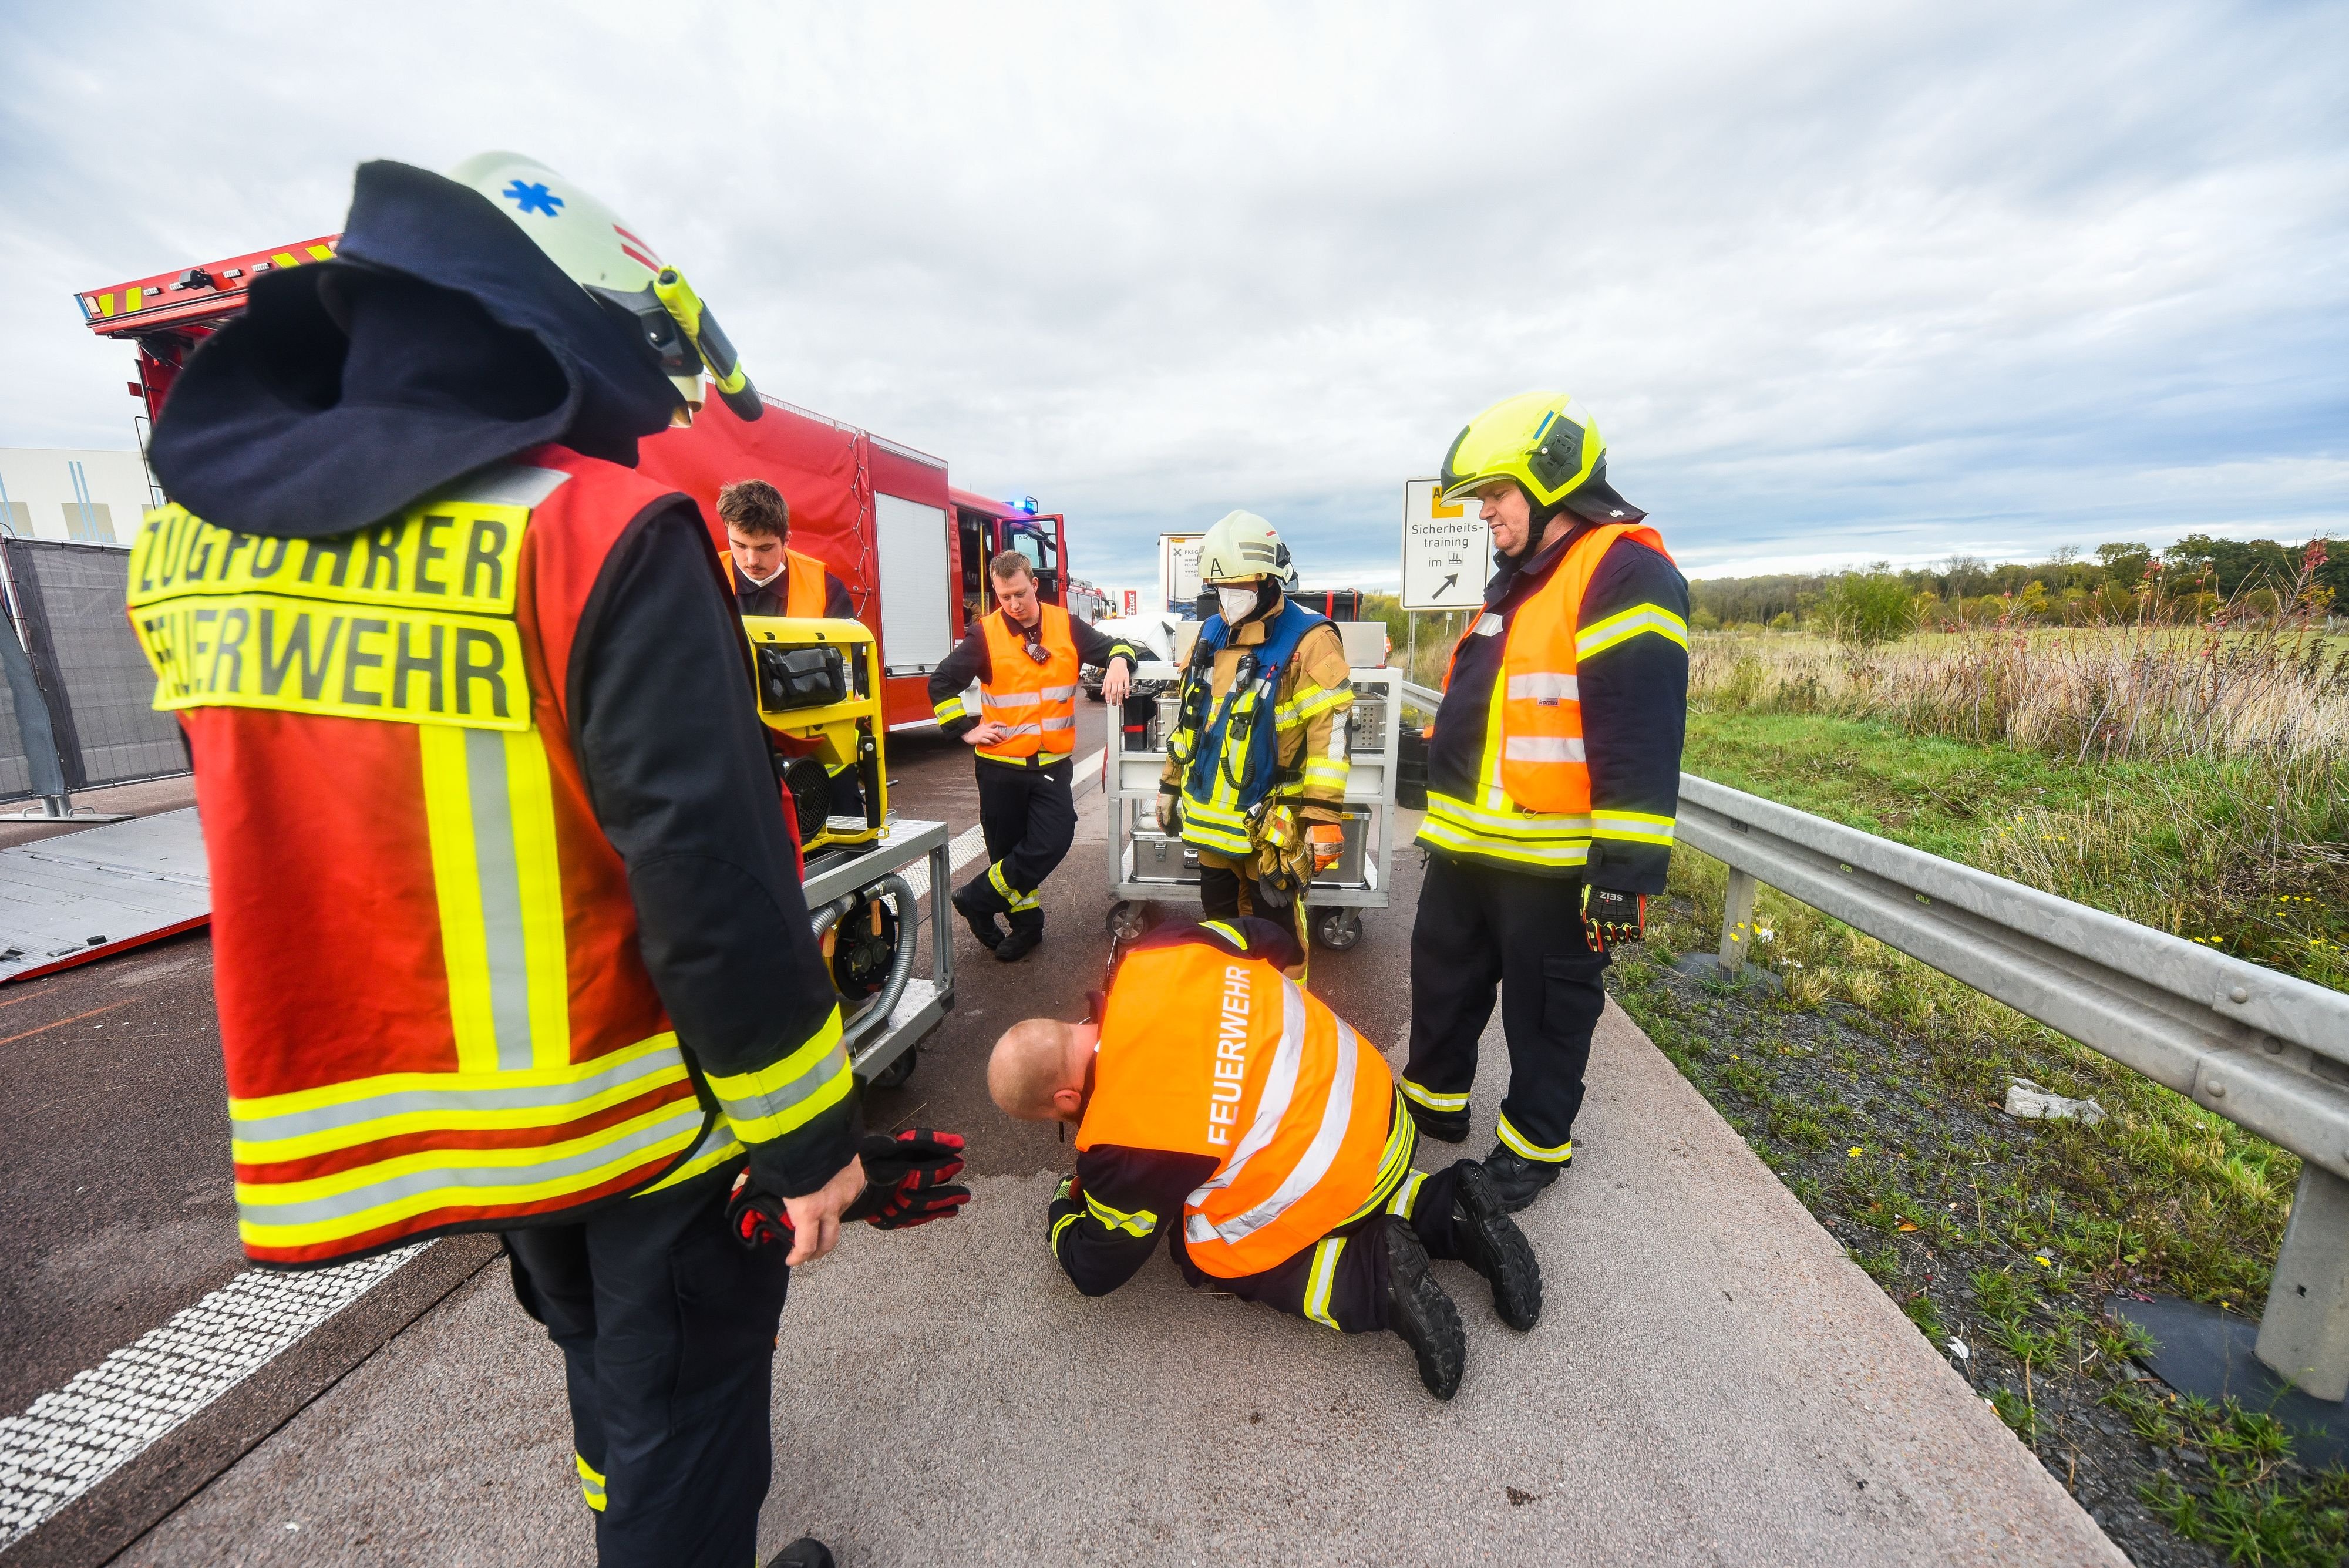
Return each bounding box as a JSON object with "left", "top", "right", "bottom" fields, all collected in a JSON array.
[
  {"left": 928, "top": 551, "right": 1138, "bottom": 962},
  {"left": 1404, "top": 392, "right": 1690, "bottom": 1213},
  {"left": 131, "top": 153, "right": 964, "bottom": 1568},
  {"left": 716, "top": 477, "right": 854, "bottom": 619},
  {"left": 988, "top": 916, "right": 1543, "bottom": 1399}
]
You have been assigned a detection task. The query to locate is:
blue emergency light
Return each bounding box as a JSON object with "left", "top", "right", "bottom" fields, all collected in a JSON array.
[{"left": 1009, "top": 495, "right": 1040, "bottom": 515}]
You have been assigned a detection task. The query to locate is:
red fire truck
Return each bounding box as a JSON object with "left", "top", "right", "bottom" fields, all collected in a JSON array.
[{"left": 79, "top": 236, "right": 1075, "bottom": 731}]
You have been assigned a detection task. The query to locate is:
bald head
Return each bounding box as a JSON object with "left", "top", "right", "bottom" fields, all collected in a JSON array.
[{"left": 989, "top": 1017, "right": 1091, "bottom": 1123}]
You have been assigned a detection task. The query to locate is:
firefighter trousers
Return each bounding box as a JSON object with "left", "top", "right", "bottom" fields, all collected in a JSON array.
[
  {"left": 503, "top": 1165, "right": 790, "bottom": 1568},
  {"left": 1404, "top": 853, "right": 1609, "bottom": 1165},
  {"left": 1180, "top": 1162, "right": 1469, "bottom": 1332},
  {"left": 963, "top": 756, "right": 1076, "bottom": 931}
]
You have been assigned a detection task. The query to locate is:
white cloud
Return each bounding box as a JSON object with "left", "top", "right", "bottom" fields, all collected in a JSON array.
[{"left": 2, "top": 1, "right": 2341, "bottom": 597}]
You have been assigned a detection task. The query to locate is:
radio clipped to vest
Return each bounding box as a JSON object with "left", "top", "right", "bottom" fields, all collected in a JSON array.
[{"left": 741, "top": 616, "right": 887, "bottom": 854}]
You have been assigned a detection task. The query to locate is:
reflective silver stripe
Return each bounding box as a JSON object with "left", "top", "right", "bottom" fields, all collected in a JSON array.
[
  {"left": 463, "top": 728, "right": 534, "bottom": 1071},
  {"left": 1039, "top": 683, "right": 1079, "bottom": 701},
  {"left": 981, "top": 690, "right": 1041, "bottom": 709},
  {"left": 1505, "top": 672, "right": 1579, "bottom": 702},
  {"left": 1201, "top": 1018, "right": 1361, "bottom": 1244},
  {"left": 231, "top": 1046, "right": 686, "bottom": 1145},
  {"left": 1189, "top": 978, "right": 1309, "bottom": 1216},
  {"left": 1039, "top": 715, "right": 1075, "bottom": 732},
  {"left": 712, "top": 1040, "right": 850, "bottom": 1129},
  {"left": 1502, "top": 736, "right": 1586, "bottom": 763},
  {"left": 985, "top": 722, "right": 1042, "bottom": 738},
  {"left": 1473, "top": 613, "right": 1503, "bottom": 635},
  {"left": 240, "top": 1099, "right": 707, "bottom": 1227}
]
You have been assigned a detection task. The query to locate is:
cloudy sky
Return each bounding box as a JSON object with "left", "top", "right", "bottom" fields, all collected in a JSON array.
[{"left": 4, "top": 2, "right": 2343, "bottom": 590}]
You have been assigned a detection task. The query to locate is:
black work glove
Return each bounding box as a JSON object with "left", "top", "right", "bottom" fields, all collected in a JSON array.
[
  {"left": 842, "top": 1128, "right": 971, "bottom": 1229},
  {"left": 1582, "top": 886, "right": 1646, "bottom": 952}
]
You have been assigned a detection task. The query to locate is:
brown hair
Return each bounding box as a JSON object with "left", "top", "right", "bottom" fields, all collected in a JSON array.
[
  {"left": 987, "top": 550, "right": 1034, "bottom": 584},
  {"left": 717, "top": 478, "right": 789, "bottom": 539}
]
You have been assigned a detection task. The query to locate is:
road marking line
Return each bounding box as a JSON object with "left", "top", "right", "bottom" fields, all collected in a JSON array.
[
  {"left": 0, "top": 1000, "right": 130, "bottom": 1048},
  {"left": 0, "top": 1243, "right": 422, "bottom": 1549},
  {"left": 896, "top": 823, "right": 989, "bottom": 905}
]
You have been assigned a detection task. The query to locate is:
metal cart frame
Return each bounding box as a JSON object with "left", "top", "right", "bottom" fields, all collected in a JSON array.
[
  {"left": 1104, "top": 663, "right": 1402, "bottom": 949},
  {"left": 802, "top": 817, "right": 955, "bottom": 1086}
]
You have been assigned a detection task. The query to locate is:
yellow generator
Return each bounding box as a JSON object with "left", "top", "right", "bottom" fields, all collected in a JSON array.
[{"left": 741, "top": 615, "right": 887, "bottom": 857}]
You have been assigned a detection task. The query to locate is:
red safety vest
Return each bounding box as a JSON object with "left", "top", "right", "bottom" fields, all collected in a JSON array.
[
  {"left": 1076, "top": 933, "right": 1411, "bottom": 1278},
  {"left": 125, "top": 446, "right": 735, "bottom": 1266},
  {"left": 976, "top": 604, "right": 1081, "bottom": 763}
]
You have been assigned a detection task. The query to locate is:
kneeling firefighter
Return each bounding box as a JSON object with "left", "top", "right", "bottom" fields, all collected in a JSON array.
[
  {"left": 1157, "top": 511, "right": 1355, "bottom": 943},
  {"left": 987, "top": 916, "right": 1543, "bottom": 1400},
  {"left": 133, "top": 152, "right": 968, "bottom": 1568}
]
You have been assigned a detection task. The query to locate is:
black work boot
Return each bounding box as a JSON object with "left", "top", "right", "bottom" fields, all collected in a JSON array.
[
  {"left": 994, "top": 917, "right": 1045, "bottom": 963},
  {"left": 1449, "top": 1160, "right": 1543, "bottom": 1330},
  {"left": 1404, "top": 1096, "right": 1470, "bottom": 1145},
  {"left": 766, "top": 1541, "right": 836, "bottom": 1568},
  {"left": 1480, "top": 1143, "right": 1566, "bottom": 1213},
  {"left": 950, "top": 879, "right": 1005, "bottom": 950},
  {"left": 1381, "top": 1215, "right": 1466, "bottom": 1400}
]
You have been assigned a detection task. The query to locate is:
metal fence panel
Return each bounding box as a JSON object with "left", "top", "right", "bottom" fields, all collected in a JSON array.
[{"left": 3, "top": 540, "right": 184, "bottom": 789}]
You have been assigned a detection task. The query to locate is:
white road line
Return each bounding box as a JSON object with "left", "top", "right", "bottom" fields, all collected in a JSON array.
[
  {"left": 0, "top": 1243, "right": 422, "bottom": 1549},
  {"left": 896, "top": 822, "right": 989, "bottom": 904}
]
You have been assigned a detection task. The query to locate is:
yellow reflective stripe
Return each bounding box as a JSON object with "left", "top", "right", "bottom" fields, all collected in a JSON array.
[
  {"left": 230, "top": 1041, "right": 689, "bottom": 1163},
  {"left": 638, "top": 1117, "right": 742, "bottom": 1194},
  {"left": 988, "top": 861, "right": 1025, "bottom": 901},
  {"left": 1416, "top": 815, "right": 1590, "bottom": 869},
  {"left": 420, "top": 725, "right": 500, "bottom": 1074},
  {"left": 1387, "top": 1170, "right": 1428, "bottom": 1219},
  {"left": 1300, "top": 758, "right": 1349, "bottom": 789},
  {"left": 1085, "top": 1193, "right": 1159, "bottom": 1237},
  {"left": 1399, "top": 1078, "right": 1468, "bottom": 1112},
  {"left": 1423, "top": 790, "right": 1591, "bottom": 837},
  {"left": 705, "top": 1007, "right": 853, "bottom": 1145},
  {"left": 1592, "top": 809, "right": 1675, "bottom": 845},
  {"left": 1199, "top": 920, "right": 1248, "bottom": 950},
  {"left": 1575, "top": 604, "right": 1688, "bottom": 660},
  {"left": 933, "top": 696, "right": 967, "bottom": 722},
  {"left": 1301, "top": 1236, "right": 1346, "bottom": 1331},
  {"left": 577, "top": 1453, "right": 606, "bottom": 1512},
  {"left": 1495, "top": 1112, "right": 1573, "bottom": 1163},
  {"left": 1274, "top": 683, "right": 1354, "bottom": 729},
  {"left": 235, "top": 1099, "right": 706, "bottom": 1248},
  {"left": 501, "top": 729, "right": 571, "bottom": 1071},
  {"left": 1340, "top": 1092, "right": 1416, "bottom": 1226},
  {"left": 1050, "top": 1210, "right": 1081, "bottom": 1257}
]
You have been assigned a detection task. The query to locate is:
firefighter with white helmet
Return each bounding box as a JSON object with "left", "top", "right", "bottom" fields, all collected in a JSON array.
[
  {"left": 1400, "top": 391, "right": 1690, "bottom": 1213},
  {"left": 1157, "top": 509, "right": 1354, "bottom": 938},
  {"left": 135, "top": 153, "right": 972, "bottom": 1568}
]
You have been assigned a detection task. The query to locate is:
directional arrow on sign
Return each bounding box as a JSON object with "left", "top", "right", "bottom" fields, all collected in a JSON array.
[{"left": 1436, "top": 573, "right": 1458, "bottom": 598}]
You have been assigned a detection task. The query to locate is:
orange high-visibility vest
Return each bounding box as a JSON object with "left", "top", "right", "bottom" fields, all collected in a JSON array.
[
  {"left": 976, "top": 603, "right": 1080, "bottom": 763},
  {"left": 1076, "top": 935, "right": 1411, "bottom": 1278},
  {"left": 124, "top": 447, "right": 758, "bottom": 1266},
  {"left": 1444, "top": 521, "right": 1673, "bottom": 815},
  {"left": 779, "top": 546, "right": 829, "bottom": 617}
]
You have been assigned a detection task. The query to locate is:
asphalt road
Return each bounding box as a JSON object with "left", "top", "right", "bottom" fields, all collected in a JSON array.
[{"left": 5, "top": 714, "right": 2132, "bottom": 1564}]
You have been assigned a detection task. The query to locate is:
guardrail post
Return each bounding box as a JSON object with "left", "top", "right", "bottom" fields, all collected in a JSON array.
[
  {"left": 1718, "top": 867, "right": 1758, "bottom": 974},
  {"left": 2255, "top": 1165, "right": 2349, "bottom": 1401}
]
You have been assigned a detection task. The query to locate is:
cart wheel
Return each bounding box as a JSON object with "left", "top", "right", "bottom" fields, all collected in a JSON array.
[
  {"left": 1313, "top": 909, "right": 1363, "bottom": 951},
  {"left": 867, "top": 1047, "right": 916, "bottom": 1091},
  {"left": 1106, "top": 900, "right": 1156, "bottom": 943}
]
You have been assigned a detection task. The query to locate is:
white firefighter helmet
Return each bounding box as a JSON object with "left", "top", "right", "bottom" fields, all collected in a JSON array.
[
  {"left": 446, "top": 151, "right": 761, "bottom": 423},
  {"left": 1197, "top": 509, "right": 1292, "bottom": 586}
]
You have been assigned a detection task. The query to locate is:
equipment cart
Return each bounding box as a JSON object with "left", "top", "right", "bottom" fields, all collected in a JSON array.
[
  {"left": 1103, "top": 659, "right": 1402, "bottom": 951},
  {"left": 800, "top": 817, "right": 956, "bottom": 1091}
]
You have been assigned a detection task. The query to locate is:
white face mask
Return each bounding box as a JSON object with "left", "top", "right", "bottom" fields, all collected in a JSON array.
[{"left": 1216, "top": 585, "right": 1259, "bottom": 623}]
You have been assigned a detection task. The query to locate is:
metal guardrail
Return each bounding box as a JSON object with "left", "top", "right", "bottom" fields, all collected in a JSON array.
[{"left": 1399, "top": 678, "right": 2349, "bottom": 1402}]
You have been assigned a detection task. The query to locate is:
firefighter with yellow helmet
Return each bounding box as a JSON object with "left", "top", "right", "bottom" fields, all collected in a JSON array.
[
  {"left": 1156, "top": 510, "right": 1355, "bottom": 935},
  {"left": 1402, "top": 393, "right": 1690, "bottom": 1212},
  {"left": 133, "top": 153, "right": 972, "bottom": 1568}
]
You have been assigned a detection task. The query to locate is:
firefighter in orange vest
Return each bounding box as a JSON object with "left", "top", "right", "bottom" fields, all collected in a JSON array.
[
  {"left": 929, "top": 551, "right": 1137, "bottom": 962},
  {"left": 716, "top": 477, "right": 854, "bottom": 619},
  {"left": 716, "top": 477, "right": 862, "bottom": 819},
  {"left": 1404, "top": 392, "right": 1690, "bottom": 1213},
  {"left": 131, "top": 153, "right": 964, "bottom": 1568},
  {"left": 988, "top": 916, "right": 1543, "bottom": 1399}
]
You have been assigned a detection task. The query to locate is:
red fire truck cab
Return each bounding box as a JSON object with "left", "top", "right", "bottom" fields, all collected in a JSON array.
[{"left": 79, "top": 237, "right": 1079, "bottom": 731}]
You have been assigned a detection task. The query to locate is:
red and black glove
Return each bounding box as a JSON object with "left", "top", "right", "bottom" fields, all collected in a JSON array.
[
  {"left": 842, "top": 1128, "right": 971, "bottom": 1230},
  {"left": 728, "top": 1171, "right": 794, "bottom": 1250},
  {"left": 1582, "top": 886, "right": 1646, "bottom": 952}
]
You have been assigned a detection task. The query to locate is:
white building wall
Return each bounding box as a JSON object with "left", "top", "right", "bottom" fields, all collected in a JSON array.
[{"left": 0, "top": 447, "right": 157, "bottom": 547}]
